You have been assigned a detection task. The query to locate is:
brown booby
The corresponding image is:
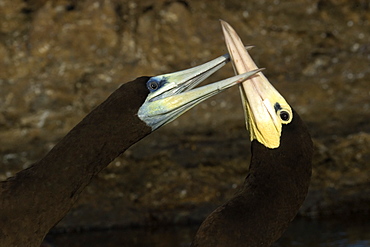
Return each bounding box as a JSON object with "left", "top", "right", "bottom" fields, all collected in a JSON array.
[
  {"left": 191, "top": 21, "right": 313, "bottom": 247},
  {"left": 0, "top": 53, "right": 259, "bottom": 247}
]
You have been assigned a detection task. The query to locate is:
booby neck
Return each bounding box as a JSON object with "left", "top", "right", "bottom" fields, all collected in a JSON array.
[
  {"left": 0, "top": 78, "right": 152, "bottom": 246},
  {"left": 191, "top": 109, "right": 313, "bottom": 247}
]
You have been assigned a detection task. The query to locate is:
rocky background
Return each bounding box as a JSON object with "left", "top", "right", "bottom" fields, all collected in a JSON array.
[{"left": 0, "top": 0, "right": 369, "bottom": 231}]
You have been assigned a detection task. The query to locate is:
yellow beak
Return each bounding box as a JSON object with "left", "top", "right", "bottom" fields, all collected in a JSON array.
[{"left": 221, "top": 20, "right": 293, "bottom": 149}]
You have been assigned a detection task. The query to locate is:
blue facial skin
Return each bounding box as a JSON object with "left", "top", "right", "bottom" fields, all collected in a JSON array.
[{"left": 274, "top": 102, "right": 282, "bottom": 112}]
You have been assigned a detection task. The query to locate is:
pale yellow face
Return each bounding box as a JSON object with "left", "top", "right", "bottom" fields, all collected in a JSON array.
[
  {"left": 239, "top": 73, "right": 292, "bottom": 148},
  {"left": 137, "top": 55, "right": 260, "bottom": 131},
  {"left": 221, "top": 20, "right": 292, "bottom": 149}
]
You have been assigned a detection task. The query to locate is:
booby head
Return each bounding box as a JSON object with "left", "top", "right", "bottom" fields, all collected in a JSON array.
[
  {"left": 221, "top": 20, "right": 293, "bottom": 149},
  {"left": 138, "top": 53, "right": 261, "bottom": 130}
]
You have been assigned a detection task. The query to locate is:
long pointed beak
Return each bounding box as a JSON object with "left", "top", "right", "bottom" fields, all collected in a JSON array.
[
  {"left": 221, "top": 20, "right": 293, "bottom": 149},
  {"left": 138, "top": 52, "right": 260, "bottom": 130}
]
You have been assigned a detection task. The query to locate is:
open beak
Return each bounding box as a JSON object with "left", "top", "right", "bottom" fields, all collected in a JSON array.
[
  {"left": 138, "top": 52, "right": 261, "bottom": 130},
  {"left": 221, "top": 20, "right": 293, "bottom": 149}
]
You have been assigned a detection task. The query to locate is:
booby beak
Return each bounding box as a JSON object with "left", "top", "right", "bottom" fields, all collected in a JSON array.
[
  {"left": 138, "top": 52, "right": 261, "bottom": 130},
  {"left": 221, "top": 20, "right": 293, "bottom": 149}
]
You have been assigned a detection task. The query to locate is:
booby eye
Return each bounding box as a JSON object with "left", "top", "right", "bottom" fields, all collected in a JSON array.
[
  {"left": 279, "top": 111, "right": 290, "bottom": 121},
  {"left": 274, "top": 102, "right": 292, "bottom": 123},
  {"left": 148, "top": 81, "right": 159, "bottom": 91},
  {"left": 147, "top": 78, "right": 161, "bottom": 92}
]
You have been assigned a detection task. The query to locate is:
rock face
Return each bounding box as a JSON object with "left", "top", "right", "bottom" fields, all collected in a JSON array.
[{"left": 0, "top": 0, "right": 369, "bottom": 230}]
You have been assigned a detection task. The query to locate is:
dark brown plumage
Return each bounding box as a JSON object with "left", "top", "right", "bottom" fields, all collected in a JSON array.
[
  {"left": 191, "top": 109, "right": 313, "bottom": 247},
  {"left": 0, "top": 50, "right": 259, "bottom": 246},
  {"left": 0, "top": 77, "right": 152, "bottom": 246}
]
